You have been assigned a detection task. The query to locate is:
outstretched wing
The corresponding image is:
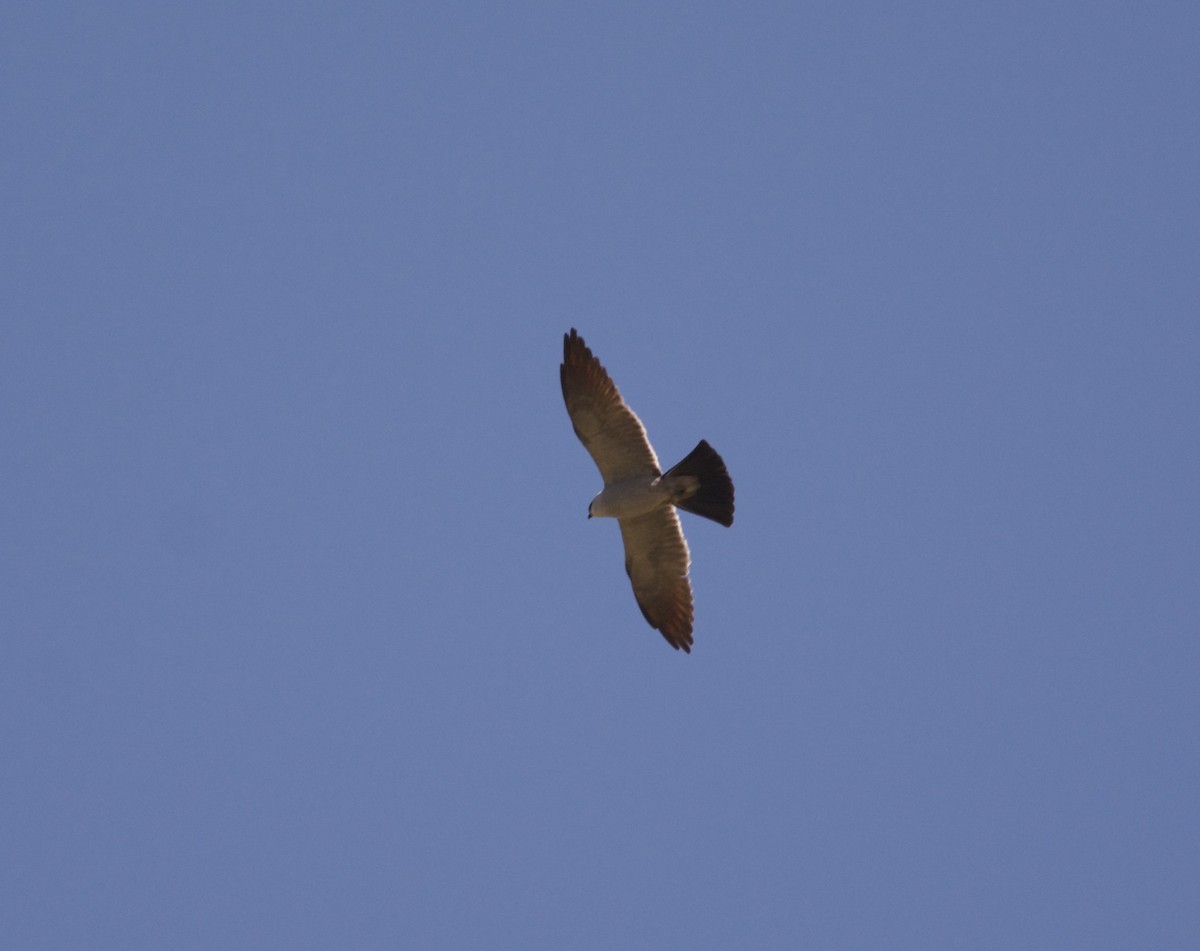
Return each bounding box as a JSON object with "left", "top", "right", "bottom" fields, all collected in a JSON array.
[
  {"left": 618, "top": 507, "right": 694, "bottom": 652},
  {"left": 561, "top": 328, "right": 660, "bottom": 484}
]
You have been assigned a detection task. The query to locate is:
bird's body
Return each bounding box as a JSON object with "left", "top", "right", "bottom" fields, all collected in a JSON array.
[
  {"left": 588, "top": 477, "right": 673, "bottom": 520},
  {"left": 559, "top": 328, "right": 734, "bottom": 652}
]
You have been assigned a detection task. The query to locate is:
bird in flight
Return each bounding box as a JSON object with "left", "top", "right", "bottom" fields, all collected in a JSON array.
[{"left": 560, "top": 328, "right": 734, "bottom": 652}]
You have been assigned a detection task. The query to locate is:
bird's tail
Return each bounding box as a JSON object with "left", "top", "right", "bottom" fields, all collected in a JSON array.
[{"left": 663, "top": 440, "right": 735, "bottom": 527}]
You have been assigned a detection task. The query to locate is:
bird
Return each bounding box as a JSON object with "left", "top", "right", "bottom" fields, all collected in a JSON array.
[{"left": 560, "top": 328, "right": 734, "bottom": 652}]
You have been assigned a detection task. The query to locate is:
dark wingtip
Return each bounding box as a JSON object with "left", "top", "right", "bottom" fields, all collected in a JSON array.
[
  {"left": 562, "top": 328, "right": 594, "bottom": 370},
  {"left": 660, "top": 629, "right": 693, "bottom": 653}
]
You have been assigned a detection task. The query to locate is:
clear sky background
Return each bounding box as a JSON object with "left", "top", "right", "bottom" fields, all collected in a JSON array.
[{"left": 4, "top": 3, "right": 1198, "bottom": 948}]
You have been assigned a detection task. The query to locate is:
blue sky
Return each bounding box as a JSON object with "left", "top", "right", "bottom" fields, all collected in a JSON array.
[{"left": 4, "top": 2, "right": 1198, "bottom": 948}]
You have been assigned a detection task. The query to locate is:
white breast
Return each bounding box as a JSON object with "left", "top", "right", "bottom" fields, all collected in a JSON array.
[{"left": 589, "top": 477, "right": 669, "bottom": 519}]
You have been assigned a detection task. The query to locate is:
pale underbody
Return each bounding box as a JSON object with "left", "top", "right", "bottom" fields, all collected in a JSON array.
[{"left": 588, "top": 474, "right": 700, "bottom": 519}]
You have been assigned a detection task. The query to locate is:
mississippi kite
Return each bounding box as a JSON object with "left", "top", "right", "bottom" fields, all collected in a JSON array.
[{"left": 560, "top": 328, "right": 734, "bottom": 652}]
